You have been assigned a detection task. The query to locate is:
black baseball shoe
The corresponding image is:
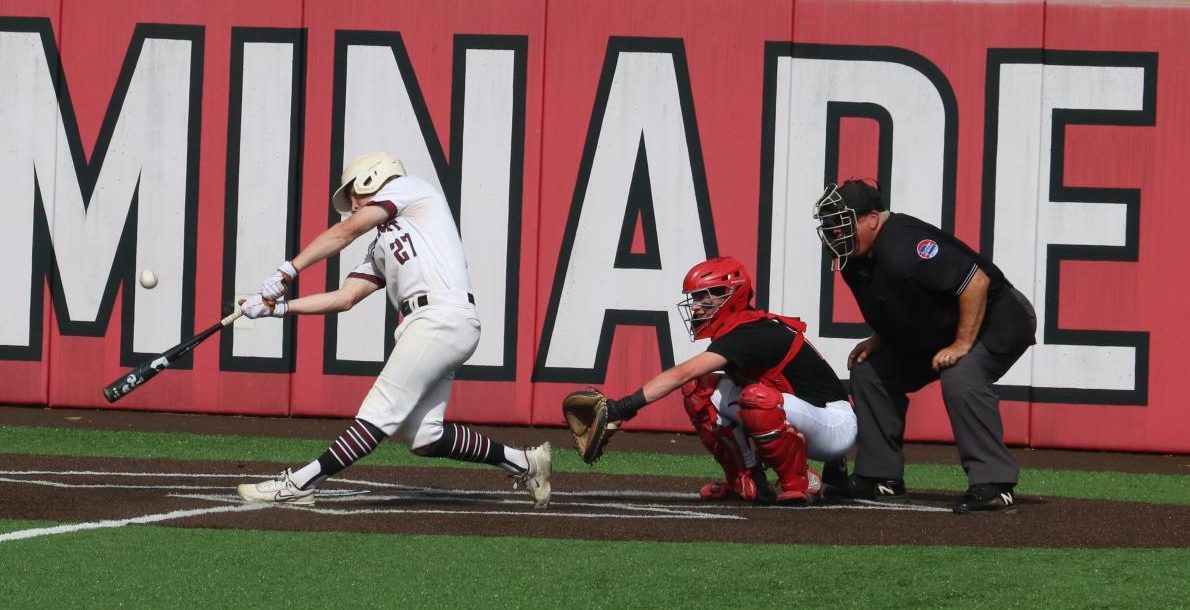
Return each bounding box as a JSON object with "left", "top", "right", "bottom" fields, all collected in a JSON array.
[
  {"left": 750, "top": 466, "right": 777, "bottom": 505},
  {"left": 952, "top": 483, "right": 1016, "bottom": 514},
  {"left": 847, "top": 474, "right": 907, "bottom": 500},
  {"left": 820, "top": 458, "right": 849, "bottom": 499}
]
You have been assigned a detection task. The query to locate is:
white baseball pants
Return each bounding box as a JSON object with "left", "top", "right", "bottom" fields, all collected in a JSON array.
[
  {"left": 713, "top": 379, "right": 857, "bottom": 461},
  {"left": 356, "top": 302, "right": 481, "bottom": 446}
]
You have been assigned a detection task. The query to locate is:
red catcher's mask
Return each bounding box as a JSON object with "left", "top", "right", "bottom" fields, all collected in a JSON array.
[{"left": 677, "top": 257, "right": 754, "bottom": 340}]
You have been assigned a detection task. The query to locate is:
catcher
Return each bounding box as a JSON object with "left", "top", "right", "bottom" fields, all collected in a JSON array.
[{"left": 564, "top": 256, "right": 856, "bottom": 504}]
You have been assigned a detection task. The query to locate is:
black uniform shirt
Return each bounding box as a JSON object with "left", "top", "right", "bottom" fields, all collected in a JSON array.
[
  {"left": 841, "top": 213, "right": 1013, "bottom": 357},
  {"left": 707, "top": 318, "right": 849, "bottom": 408}
]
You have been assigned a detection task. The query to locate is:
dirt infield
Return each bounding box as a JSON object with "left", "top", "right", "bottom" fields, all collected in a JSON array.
[{"left": 2, "top": 407, "right": 1189, "bottom": 548}]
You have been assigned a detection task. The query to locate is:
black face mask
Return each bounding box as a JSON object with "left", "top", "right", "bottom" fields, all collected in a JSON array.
[{"left": 813, "top": 183, "right": 859, "bottom": 270}]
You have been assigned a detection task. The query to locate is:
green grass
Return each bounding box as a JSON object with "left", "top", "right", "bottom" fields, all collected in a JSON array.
[
  {"left": 0, "top": 519, "right": 54, "bottom": 534},
  {"left": 0, "top": 526, "right": 1185, "bottom": 609},
  {"left": 0, "top": 424, "right": 1187, "bottom": 609},
  {"left": 1, "top": 425, "right": 1187, "bottom": 505}
]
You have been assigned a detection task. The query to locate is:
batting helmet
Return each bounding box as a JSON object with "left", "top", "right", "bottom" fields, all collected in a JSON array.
[
  {"left": 812, "top": 179, "right": 883, "bottom": 270},
  {"left": 332, "top": 152, "right": 407, "bottom": 215},
  {"left": 677, "top": 257, "right": 754, "bottom": 340}
]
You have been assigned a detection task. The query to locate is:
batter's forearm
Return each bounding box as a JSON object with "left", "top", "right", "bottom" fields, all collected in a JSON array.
[
  {"left": 286, "top": 290, "right": 355, "bottom": 315},
  {"left": 290, "top": 206, "right": 389, "bottom": 273}
]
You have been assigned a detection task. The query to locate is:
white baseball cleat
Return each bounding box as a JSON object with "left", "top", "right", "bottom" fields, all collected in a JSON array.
[
  {"left": 513, "top": 442, "right": 552, "bottom": 509},
  {"left": 237, "top": 469, "right": 316, "bottom": 506}
]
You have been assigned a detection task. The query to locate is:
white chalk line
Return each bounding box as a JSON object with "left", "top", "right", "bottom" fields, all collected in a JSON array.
[
  {"left": 0, "top": 471, "right": 705, "bottom": 502},
  {"left": 0, "top": 469, "right": 953, "bottom": 511},
  {"left": 0, "top": 470, "right": 267, "bottom": 478},
  {"left": 0, "top": 476, "right": 232, "bottom": 491},
  {"left": 170, "top": 494, "right": 742, "bottom": 520},
  {"left": 0, "top": 503, "right": 269, "bottom": 543},
  {"left": 0, "top": 468, "right": 951, "bottom": 542}
]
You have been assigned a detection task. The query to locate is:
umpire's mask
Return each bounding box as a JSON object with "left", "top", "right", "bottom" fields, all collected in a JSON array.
[
  {"left": 813, "top": 183, "right": 857, "bottom": 270},
  {"left": 813, "top": 180, "right": 884, "bottom": 270}
]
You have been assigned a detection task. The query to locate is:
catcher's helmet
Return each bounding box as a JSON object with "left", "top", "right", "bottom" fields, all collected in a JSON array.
[
  {"left": 332, "top": 152, "right": 407, "bottom": 215},
  {"left": 812, "top": 179, "right": 883, "bottom": 270},
  {"left": 677, "top": 257, "right": 754, "bottom": 340}
]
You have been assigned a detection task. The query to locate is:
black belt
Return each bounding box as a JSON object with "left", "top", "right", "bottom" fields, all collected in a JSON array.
[{"left": 400, "top": 293, "right": 475, "bottom": 316}]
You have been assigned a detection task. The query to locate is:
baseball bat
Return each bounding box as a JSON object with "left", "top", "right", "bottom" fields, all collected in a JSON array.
[{"left": 102, "top": 308, "right": 244, "bottom": 403}]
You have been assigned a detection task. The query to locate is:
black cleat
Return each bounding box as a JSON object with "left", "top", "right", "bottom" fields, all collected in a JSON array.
[
  {"left": 750, "top": 466, "right": 777, "bottom": 505},
  {"left": 847, "top": 474, "right": 907, "bottom": 500},
  {"left": 953, "top": 484, "right": 1016, "bottom": 514},
  {"left": 820, "top": 458, "right": 849, "bottom": 499}
]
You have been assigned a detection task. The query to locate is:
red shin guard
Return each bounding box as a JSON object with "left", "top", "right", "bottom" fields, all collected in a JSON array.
[
  {"left": 683, "top": 374, "right": 758, "bottom": 501},
  {"left": 737, "top": 384, "right": 817, "bottom": 502}
]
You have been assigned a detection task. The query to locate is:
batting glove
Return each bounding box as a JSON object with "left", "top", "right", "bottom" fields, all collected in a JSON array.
[
  {"left": 240, "top": 294, "right": 289, "bottom": 319},
  {"left": 260, "top": 261, "right": 297, "bottom": 300}
]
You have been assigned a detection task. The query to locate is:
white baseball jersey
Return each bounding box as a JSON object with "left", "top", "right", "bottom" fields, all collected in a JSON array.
[{"left": 346, "top": 176, "right": 472, "bottom": 305}]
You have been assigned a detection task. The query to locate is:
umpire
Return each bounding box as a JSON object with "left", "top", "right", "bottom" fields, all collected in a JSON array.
[{"left": 812, "top": 180, "right": 1036, "bottom": 513}]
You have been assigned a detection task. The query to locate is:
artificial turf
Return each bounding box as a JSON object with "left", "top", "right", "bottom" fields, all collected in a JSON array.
[
  {"left": 0, "top": 425, "right": 1186, "bottom": 505},
  {"left": 0, "top": 523, "right": 1185, "bottom": 609}
]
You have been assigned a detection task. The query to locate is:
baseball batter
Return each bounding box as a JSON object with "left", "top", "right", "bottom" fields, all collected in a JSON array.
[{"left": 236, "top": 152, "right": 551, "bottom": 508}]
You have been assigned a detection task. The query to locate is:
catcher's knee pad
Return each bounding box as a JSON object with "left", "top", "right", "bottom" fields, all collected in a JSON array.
[
  {"left": 738, "top": 384, "right": 813, "bottom": 501},
  {"left": 737, "top": 383, "right": 787, "bottom": 436}
]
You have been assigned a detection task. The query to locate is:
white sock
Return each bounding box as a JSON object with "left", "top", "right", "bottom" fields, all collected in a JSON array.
[
  {"left": 503, "top": 446, "right": 528, "bottom": 472},
  {"left": 289, "top": 459, "right": 323, "bottom": 489}
]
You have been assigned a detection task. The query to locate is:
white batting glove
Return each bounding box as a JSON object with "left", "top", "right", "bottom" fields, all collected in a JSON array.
[
  {"left": 240, "top": 294, "right": 289, "bottom": 319},
  {"left": 260, "top": 261, "right": 297, "bottom": 300}
]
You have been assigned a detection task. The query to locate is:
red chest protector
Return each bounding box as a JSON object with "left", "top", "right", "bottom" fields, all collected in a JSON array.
[{"left": 711, "top": 309, "right": 807, "bottom": 395}]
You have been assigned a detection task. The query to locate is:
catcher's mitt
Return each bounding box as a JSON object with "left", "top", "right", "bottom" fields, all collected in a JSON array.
[{"left": 562, "top": 389, "right": 618, "bottom": 464}]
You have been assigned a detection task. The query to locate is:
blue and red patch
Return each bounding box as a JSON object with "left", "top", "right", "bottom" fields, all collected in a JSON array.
[{"left": 916, "top": 239, "right": 939, "bottom": 259}]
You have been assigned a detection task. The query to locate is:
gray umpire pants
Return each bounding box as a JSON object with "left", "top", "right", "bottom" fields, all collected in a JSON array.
[{"left": 849, "top": 341, "right": 1023, "bottom": 487}]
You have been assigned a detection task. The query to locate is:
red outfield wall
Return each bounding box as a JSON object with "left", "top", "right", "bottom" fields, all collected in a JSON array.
[{"left": 0, "top": 0, "right": 1184, "bottom": 453}]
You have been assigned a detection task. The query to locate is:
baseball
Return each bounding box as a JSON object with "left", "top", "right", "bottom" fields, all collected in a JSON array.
[{"left": 139, "top": 269, "right": 158, "bottom": 289}]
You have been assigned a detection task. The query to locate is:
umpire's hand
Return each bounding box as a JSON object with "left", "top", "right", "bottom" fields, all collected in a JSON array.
[
  {"left": 848, "top": 335, "right": 882, "bottom": 370},
  {"left": 931, "top": 342, "right": 972, "bottom": 372}
]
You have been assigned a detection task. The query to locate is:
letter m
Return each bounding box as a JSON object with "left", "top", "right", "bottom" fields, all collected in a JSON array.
[{"left": 0, "top": 19, "right": 203, "bottom": 363}]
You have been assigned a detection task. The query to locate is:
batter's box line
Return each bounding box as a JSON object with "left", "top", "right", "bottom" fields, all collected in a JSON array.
[
  {"left": 0, "top": 476, "right": 236, "bottom": 492},
  {"left": 0, "top": 469, "right": 950, "bottom": 514},
  {"left": 172, "top": 492, "right": 744, "bottom": 520},
  {"left": 0, "top": 469, "right": 708, "bottom": 505},
  {"left": 172, "top": 489, "right": 742, "bottom": 518},
  {"left": 0, "top": 469, "right": 273, "bottom": 479},
  {"left": 0, "top": 503, "right": 270, "bottom": 544},
  {"left": 0, "top": 470, "right": 697, "bottom": 498},
  {"left": 0, "top": 470, "right": 729, "bottom": 503},
  {"left": 310, "top": 488, "right": 712, "bottom": 517}
]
